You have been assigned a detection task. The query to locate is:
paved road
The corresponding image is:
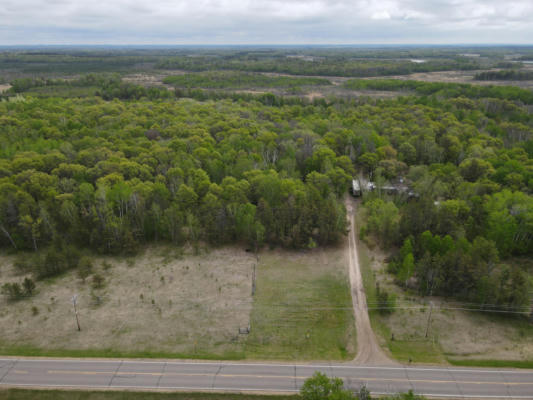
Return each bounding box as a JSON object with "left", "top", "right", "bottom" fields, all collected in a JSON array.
[{"left": 2, "top": 358, "right": 533, "bottom": 398}]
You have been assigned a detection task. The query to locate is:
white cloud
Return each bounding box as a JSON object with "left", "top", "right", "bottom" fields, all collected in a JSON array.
[
  {"left": 371, "top": 10, "right": 392, "bottom": 20},
  {"left": 0, "top": 0, "right": 531, "bottom": 44}
]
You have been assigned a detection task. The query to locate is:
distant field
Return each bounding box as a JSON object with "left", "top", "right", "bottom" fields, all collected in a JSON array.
[
  {"left": 0, "top": 245, "right": 354, "bottom": 361},
  {"left": 363, "top": 66, "right": 533, "bottom": 90}
]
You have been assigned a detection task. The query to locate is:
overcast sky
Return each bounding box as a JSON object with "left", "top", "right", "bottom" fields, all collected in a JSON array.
[{"left": 1, "top": 0, "right": 532, "bottom": 45}]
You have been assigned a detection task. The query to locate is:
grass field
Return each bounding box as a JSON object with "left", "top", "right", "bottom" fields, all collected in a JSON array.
[
  {"left": 0, "top": 389, "right": 296, "bottom": 400},
  {"left": 355, "top": 206, "right": 533, "bottom": 367},
  {"left": 0, "top": 245, "right": 355, "bottom": 361},
  {"left": 246, "top": 248, "right": 356, "bottom": 360}
]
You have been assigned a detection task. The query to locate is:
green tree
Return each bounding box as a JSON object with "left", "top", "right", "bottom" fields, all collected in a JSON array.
[
  {"left": 365, "top": 199, "right": 400, "bottom": 248},
  {"left": 300, "top": 372, "right": 356, "bottom": 400},
  {"left": 176, "top": 184, "right": 198, "bottom": 210},
  {"left": 398, "top": 253, "right": 415, "bottom": 286},
  {"left": 459, "top": 158, "right": 494, "bottom": 182}
]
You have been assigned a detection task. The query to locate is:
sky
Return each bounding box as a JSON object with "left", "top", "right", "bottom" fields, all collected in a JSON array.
[{"left": 1, "top": 0, "right": 532, "bottom": 45}]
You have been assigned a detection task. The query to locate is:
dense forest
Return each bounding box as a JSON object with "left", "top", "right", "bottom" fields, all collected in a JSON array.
[
  {"left": 474, "top": 70, "right": 533, "bottom": 81},
  {"left": 1, "top": 47, "right": 532, "bottom": 311},
  {"left": 0, "top": 95, "right": 354, "bottom": 257}
]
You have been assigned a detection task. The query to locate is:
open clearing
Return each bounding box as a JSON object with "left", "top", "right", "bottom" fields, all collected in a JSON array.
[
  {"left": 122, "top": 71, "right": 401, "bottom": 100},
  {"left": 354, "top": 208, "right": 533, "bottom": 365},
  {"left": 0, "top": 245, "right": 355, "bottom": 361}
]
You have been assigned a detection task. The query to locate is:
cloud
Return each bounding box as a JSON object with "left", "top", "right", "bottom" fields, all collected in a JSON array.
[{"left": 0, "top": 0, "right": 532, "bottom": 44}]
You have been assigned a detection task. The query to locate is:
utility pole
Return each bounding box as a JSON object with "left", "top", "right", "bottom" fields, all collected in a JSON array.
[
  {"left": 425, "top": 301, "right": 433, "bottom": 338},
  {"left": 72, "top": 294, "right": 81, "bottom": 331},
  {"left": 251, "top": 264, "right": 256, "bottom": 296}
]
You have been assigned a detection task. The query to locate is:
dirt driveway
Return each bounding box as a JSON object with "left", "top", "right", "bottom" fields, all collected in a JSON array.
[{"left": 346, "top": 197, "right": 396, "bottom": 365}]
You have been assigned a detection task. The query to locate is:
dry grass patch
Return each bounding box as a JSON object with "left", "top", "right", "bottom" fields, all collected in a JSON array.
[{"left": 0, "top": 246, "right": 254, "bottom": 358}]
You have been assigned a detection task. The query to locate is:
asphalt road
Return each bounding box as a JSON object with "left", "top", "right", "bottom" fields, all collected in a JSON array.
[{"left": 2, "top": 358, "right": 533, "bottom": 398}]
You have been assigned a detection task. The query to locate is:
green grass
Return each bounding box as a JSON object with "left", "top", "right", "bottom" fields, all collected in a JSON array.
[
  {"left": 0, "top": 344, "right": 244, "bottom": 361},
  {"left": 0, "top": 389, "right": 297, "bottom": 400},
  {"left": 387, "top": 340, "right": 445, "bottom": 364},
  {"left": 245, "top": 250, "right": 356, "bottom": 360},
  {"left": 447, "top": 359, "right": 533, "bottom": 369}
]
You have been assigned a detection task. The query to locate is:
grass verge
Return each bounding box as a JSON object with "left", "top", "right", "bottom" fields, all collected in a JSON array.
[
  {"left": 447, "top": 359, "right": 533, "bottom": 369},
  {"left": 0, "top": 344, "right": 244, "bottom": 360},
  {"left": 0, "top": 389, "right": 296, "bottom": 400}
]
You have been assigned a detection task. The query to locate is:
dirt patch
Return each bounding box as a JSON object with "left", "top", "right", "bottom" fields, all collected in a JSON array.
[
  {"left": 123, "top": 73, "right": 167, "bottom": 87},
  {"left": 260, "top": 72, "right": 349, "bottom": 85},
  {"left": 0, "top": 84, "right": 11, "bottom": 93},
  {"left": 305, "top": 92, "right": 324, "bottom": 101},
  {"left": 233, "top": 89, "right": 270, "bottom": 95},
  {"left": 0, "top": 247, "right": 255, "bottom": 356}
]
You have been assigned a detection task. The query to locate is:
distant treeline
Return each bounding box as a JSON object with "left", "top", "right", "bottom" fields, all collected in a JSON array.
[
  {"left": 156, "top": 56, "right": 480, "bottom": 77},
  {"left": 4, "top": 47, "right": 533, "bottom": 79},
  {"left": 344, "top": 79, "right": 533, "bottom": 104},
  {"left": 0, "top": 52, "right": 158, "bottom": 75},
  {"left": 8, "top": 74, "right": 119, "bottom": 93},
  {"left": 163, "top": 71, "right": 331, "bottom": 89},
  {"left": 10, "top": 73, "right": 533, "bottom": 107},
  {"left": 474, "top": 70, "right": 533, "bottom": 81}
]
